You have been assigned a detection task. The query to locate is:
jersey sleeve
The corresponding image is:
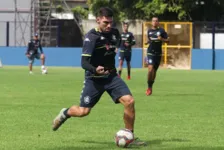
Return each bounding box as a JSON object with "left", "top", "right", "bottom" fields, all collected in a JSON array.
[
  {"left": 39, "top": 41, "right": 43, "bottom": 53},
  {"left": 82, "top": 34, "right": 96, "bottom": 57},
  {"left": 26, "top": 41, "right": 31, "bottom": 54},
  {"left": 115, "top": 29, "right": 121, "bottom": 48},
  {"left": 147, "top": 29, "right": 151, "bottom": 42},
  {"left": 161, "top": 28, "right": 168, "bottom": 39},
  {"left": 130, "top": 33, "right": 136, "bottom": 46}
]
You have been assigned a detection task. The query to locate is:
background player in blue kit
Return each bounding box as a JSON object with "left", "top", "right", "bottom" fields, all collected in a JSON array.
[
  {"left": 25, "top": 33, "right": 47, "bottom": 74},
  {"left": 118, "top": 22, "right": 136, "bottom": 80},
  {"left": 145, "top": 17, "right": 169, "bottom": 96}
]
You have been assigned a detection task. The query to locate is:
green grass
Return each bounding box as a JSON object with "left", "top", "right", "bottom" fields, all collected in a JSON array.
[{"left": 0, "top": 66, "right": 224, "bottom": 150}]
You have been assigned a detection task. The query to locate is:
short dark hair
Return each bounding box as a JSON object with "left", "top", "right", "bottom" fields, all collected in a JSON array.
[
  {"left": 123, "top": 22, "right": 129, "bottom": 26},
  {"left": 98, "top": 7, "right": 113, "bottom": 17},
  {"left": 152, "top": 16, "right": 159, "bottom": 20}
]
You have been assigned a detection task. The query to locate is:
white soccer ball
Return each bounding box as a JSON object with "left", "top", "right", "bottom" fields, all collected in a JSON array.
[
  {"left": 115, "top": 129, "right": 134, "bottom": 148},
  {"left": 42, "top": 68, "right": 48, "bottom": 74}
]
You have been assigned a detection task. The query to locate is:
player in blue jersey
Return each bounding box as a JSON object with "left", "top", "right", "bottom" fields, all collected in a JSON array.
[
  {"left": 25, "top": 33, "right": 47, "bottom": 74},
  {"left": 118, "top": 22, "right": 136, "bottom": 80},
  {"left": 145, "top": 17, "right": 169, "bottom": 96},
  {"left": 52, "top": 7, "right": 145, "bottom": 146}
]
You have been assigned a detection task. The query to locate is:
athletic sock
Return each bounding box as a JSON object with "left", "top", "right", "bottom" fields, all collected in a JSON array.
[
  {"left": 63, "top": 108, "right": 71, "bottom": 118},
  {"left": 147, "top": 80, "right": 154, "bottom": 88},
  {"left": 128, "top": 69, "right": 131, "bottom": 77},
  {"left": 118, "top": 70, "right": 122, "bottom": 76}
]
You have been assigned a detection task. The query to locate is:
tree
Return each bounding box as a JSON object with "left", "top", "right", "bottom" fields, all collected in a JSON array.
[
  {"left": 86, "top": 0, "right": 224, "bottom": 21},
  {"left": 87, "top": 0, "right": 188, "bottom": 21}
]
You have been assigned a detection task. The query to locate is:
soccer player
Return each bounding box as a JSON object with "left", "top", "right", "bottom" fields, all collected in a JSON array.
[
  {"left": 52, "top": 7, "right": 145, "bottom": 146},
  {"left": 145, "top": 17, "right": 169, "bottom": 96},
  {"left": 25, "top": 33, "right": 46, "bottom": 74},
  {"left": 118, "top": 22, "right": 136, "bottom": 80}
]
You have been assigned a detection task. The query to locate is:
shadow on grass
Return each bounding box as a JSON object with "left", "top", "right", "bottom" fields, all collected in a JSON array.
[
  {"left": 44, "top": 138, "right": 224, "bottom": 150},
  {"left": 159, "top": 93, "right": 204, "bottom": 97}
]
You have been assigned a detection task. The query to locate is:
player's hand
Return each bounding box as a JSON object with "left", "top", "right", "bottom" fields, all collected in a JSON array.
[
  {"left": 96, "top": 66, "right": 109, "bottom": 75},
  {"left": 115, "top": 48, "right": 118, "bottom": 53},
  {"left": 124, "top": 42, "right": 130, "bottom": 47},
  {"left": 145, "top": 40, "right": 150, "bottom": 45},
  {"left": 26, "top": 54, "right": 30, "bottom": 57},
  {"left": 40, "top": 54, "right": 45, "bottom": 59},
  {"left": 157, "top": 36, "right": 162, "bottom": 40}
]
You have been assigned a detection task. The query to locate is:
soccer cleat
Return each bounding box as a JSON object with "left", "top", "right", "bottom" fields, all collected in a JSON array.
[
  {"left": 127, "top": 76, "right": 131, "bottom": 80},
  {"left": 52, "top": 108, "right": 68, "bottom": 131},
  {"left": 29, "top": 71, "right": 33, "bottom": 74},
  {"left": 129, "top": 137, "right": 147, "bottom": 147},
  {"left": 145, "top": 88, "right": 152, "bottom": 96}
]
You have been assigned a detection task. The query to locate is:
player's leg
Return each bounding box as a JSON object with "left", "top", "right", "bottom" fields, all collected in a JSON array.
[
  {"left": 119, "top": 95, "right": 135, "bottom": 131},
  {"left": 146, "top": 55, "right": 161, "bottom": 96},
  {"left": 52, "top": 79, "right": 104, "bottom": 131},
  {"left": 118, "top": 52, "right": 124, "bottom": 77},
  {"left": 105, "top": 76, "right": 134, "bottom": 131},
  {"left": 150, "top": 55, "right": 162, "bottom": 85},
  {"left": 28, "top": 55, "right": 34, "bottom": 74},
  {"left": 146, "top": 55, "right": 156, "bottom": 96},
  {"left": 126, "top": 53, "right": 132, "bottom": 80},
  {"left": 39, "top": 53, "right": 46, "bottom": 70},
  {"left": 106, "top": 76, "right": 146, "bottom": 145}
]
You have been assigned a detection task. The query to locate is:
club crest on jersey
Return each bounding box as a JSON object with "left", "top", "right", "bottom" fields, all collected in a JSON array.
[
  {"left": 84, "top": 96, "right": 91, "bottom": 104},
  {"left": 84, "top": 38, "right": 90, "bottom": 42},
  {"left": 101, "top": 36, "right": 105, "bottom": 40},
  {"left": 112, "top": 35, "right": 116, "bottom": 40}
]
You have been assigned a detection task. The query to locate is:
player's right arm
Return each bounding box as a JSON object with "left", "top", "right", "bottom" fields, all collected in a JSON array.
[
  {"left": 81, "top": 34, "right": 108, "bottom": 75},
  {"left": 145, "top": 29, "right": 151, "bottom": 45},
  {"left": 25, "top": 40, "right": 31, "bottom": 56}
]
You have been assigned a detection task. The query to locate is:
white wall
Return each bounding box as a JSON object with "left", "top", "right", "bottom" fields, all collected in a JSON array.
[{"left": 0, "top": 0, "right": 33, "bottom": 46}]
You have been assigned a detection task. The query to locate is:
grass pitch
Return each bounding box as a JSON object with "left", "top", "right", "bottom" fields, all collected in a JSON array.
[{"left": 0, "top": 66, "right": 224, "bottom": 150}]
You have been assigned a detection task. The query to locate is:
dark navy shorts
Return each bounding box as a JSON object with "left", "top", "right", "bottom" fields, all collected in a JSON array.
[
  {"left": 79, "top": 75, "right": 132, "bottom": 108},
  {"left": 28, "top": 53, "right": 41, "bottom": 64},
  {"left": 119, "top": 52, "right": 132, "bottom": 62},
  {"left": 147, "top": 55, "right": 162, "bottom": 70}
]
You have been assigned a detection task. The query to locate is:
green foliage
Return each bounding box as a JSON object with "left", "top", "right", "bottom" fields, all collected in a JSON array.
[
  {"left": 71, "top": 6, "right": 88, "bottom": 19},
  {"left": 86, "top": 0, "right": 224, "bottom": 21},
  {"left": 55, "top": 5, "right": 64, "bottom": 13},
  {"left": 86, "top": 0, "right": 188, "bottom": 21},
  {"left": 87, "top": 0, "right": 122, "bottom": 21}
]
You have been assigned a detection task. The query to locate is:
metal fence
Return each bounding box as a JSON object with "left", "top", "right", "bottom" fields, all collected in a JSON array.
[
  {"left": 0, "top": 21, "right": 32, "bottom": 47},
  {"left": 142, "top": 22, "right": 192, "bottom": 69}
]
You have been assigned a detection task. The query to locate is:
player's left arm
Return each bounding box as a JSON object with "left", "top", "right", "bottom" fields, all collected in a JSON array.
[
  {"left": 158, "top": 29, "right": 169, "bottom": 43},
  {"left": 38, "top": 40, "right": 45, "bottom": 59},
  {"left": 39, "top": 41, "right": 44, "bottom": 54},
  {"left": 130, "top": 33, "right": 136, "bottom": 46},
  {"left": 115, "top": 29, "right": 121, "bottom": 53}
]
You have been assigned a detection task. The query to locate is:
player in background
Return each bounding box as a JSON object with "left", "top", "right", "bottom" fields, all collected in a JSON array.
[
  {"left": 25, "top": 33, "right": 47, "bottom": 74},
  {"left": 52, "top": 7, "right": 145, "bottom": 146},
  {"left": 118, "top": 22, "right": 136, "bottom": 80},
  {"left": 145, "top": 17, "right": 169, "bottom": 96}
]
